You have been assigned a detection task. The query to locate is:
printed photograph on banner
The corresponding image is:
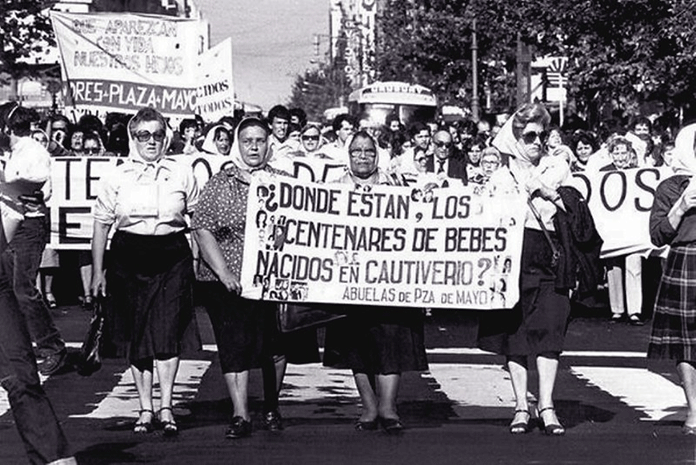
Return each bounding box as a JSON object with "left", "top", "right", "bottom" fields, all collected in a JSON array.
[{"left": 239, "top": 175, "right": 526, "bottom": 310}]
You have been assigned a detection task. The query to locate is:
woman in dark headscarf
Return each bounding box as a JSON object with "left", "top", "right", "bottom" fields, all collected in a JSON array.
[
  {"left": 323, "top": 130, "right": 428, "bottom": 433},
  {"left": 478, "top": 103, "right": 571, "bottom": 436},
  {"left": 91, "top": 106, "right": 200, "bottom": 436}
]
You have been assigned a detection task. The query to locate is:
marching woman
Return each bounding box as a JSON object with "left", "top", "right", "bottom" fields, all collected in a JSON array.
[
  {"left": 91, "top": 106, "right": 201, "bottom": 436},
  {"left": 477, "top": 103, "right": 571, "bottom": 436},
  {"left": 323, "top": 130, "right": 428, "bottom": 433},
  {"left": 192, "top": 117, "right": 318, "bottom": 439},
  {"left": 648, "top": 124, "right": 696, "bottom": 434}
]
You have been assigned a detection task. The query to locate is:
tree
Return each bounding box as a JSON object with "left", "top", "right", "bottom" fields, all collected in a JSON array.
[
  {"left": 287, "top": 62, "right": 352, "bottom": 122},
  {"left": 0, "top": 1, "right": 56, "bottom": 86}
]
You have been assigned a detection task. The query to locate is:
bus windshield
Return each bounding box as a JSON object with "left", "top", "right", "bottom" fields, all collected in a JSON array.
[{"left": 348, "top": 81, "right": 437, "bottom": 127}]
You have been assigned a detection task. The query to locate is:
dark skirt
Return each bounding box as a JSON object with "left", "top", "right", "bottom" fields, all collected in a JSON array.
[
  {"left": 196, "top": 281, "right": 319, "bottom": 373},
  {"left": 107, "top": 231, "right": 200, "bottom": 363},
  {"left": 323, "top": 306, "right": 428, "bottom": 375},
  {"left": 648, "top": 245, "right": 696, "bottom": 360},
  {"left": 478, "top": 228, "right": 571, "bottom": 356}
]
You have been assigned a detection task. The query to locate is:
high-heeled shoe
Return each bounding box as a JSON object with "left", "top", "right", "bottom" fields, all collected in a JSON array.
[
  {"left": 133, "top": 409, "right": 155, "bottom": 434},
  {"left": 682, "top": 424, "right": 696, "bottom": 435},
  {"left": 538, "top": 407, "right": 565, "bottom": 436},
  {"left": 158, "top": 407, "right": 178, "bottom": 437},
  {"left": 509, "top": 409, "right": 532, "bottom": 434}
]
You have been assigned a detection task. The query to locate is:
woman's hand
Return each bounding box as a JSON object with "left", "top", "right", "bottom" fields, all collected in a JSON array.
[
  {"left": 678, "top": 188, "right": 696, "bottom": 214},
  {"left": 91, "top": 271, "right": 107, "bottom": 298},
  {"left": 219, "top": 270, "right": 241, "bottom": 294}
]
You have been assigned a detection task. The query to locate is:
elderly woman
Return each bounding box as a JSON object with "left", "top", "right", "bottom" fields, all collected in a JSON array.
[
  {"left": 201, "top": 125, "right": 232, "bottom": 156},
  {"left": 91, "top": 106, "right": 200, "bottom": 436},
  {"left": 600, "top": 136, "right": 644, "bottom": 325},
  {"left": 649, "top": 124, "right": 696, "bottom": 434},
  {"left": 192, "top": 117, "right": 316, "bottom": 439},
  {"left": 478, "top": 103, "right": 570, "bottom": 436},
  {"left": 323, "top": 130, "right": 428, "bottom": 433}
]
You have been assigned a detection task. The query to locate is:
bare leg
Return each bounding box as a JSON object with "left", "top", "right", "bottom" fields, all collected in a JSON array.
[
  {"left": 507, "top": 356, "right": 529, "bottom": 410},
  {"left": 537, "top": 353, "right": 563, "bottom": 430},
  {"left": 155, "top": 356, "right": 180, "bottom": 423},
  {"left": 79, "top": 264, "right": 92, "bottom": 302},
  {"left": 677, "top": 361, "right": 696, "bottom": 428},
  {"left": 131, "top": 361, "right": 154, "bottom": 425},
  {"left": 376, "top": 373, "right": 400, "bottom": 419},
  {"left": 223, "top": 371, "right": 250, "bottom": 420},
  {"left": 354, "top": 373, "right": 378, "bottom": 422}
]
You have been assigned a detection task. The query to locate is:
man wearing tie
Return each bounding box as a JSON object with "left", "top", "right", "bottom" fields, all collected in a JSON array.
[{"left": 425, "top": 129, "right": 468, "bottom": 185}]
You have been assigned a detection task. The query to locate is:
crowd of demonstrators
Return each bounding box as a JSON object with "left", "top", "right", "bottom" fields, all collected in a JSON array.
[{"left": 5, "top": 95, "right": 696, "bottom": 461}]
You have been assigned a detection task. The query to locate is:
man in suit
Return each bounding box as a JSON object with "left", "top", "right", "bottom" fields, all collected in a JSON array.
[{"left": 426, "top": 129, "right": 468, "bottom": 185}]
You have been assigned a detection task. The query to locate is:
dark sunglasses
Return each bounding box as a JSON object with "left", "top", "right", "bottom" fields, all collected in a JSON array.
[
  {"left": 133, "top": 130, "right": 166, "bottom": 143},
  {"left": 434, "top": 141, "right": 452, "bottom": 148},
  {"left": 522, "top": 131, "right": 547, "bottom": 144},
  {"left": 83, "top": 147, "right": 101, "bottom": 155},
  {"left": 415, "top": 156, "right": 427, "bottom": 163},
  {"left": 302, "top": 135, "right": 320, "bottom": 141}
]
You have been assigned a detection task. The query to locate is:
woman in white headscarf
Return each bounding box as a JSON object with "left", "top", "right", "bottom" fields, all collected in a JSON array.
[
  {"left": 478, "top": 103, "right": 571, "bottom": 436},
  {"left": 91, "top": 106, "right": 201, "bottom": 436},
  {"left": 192, "top": 117, "right": 318, "bottom": 439},
  {"left": 201, "top": 124, "right": 232, "bottom": 156},
  {"left": 648, "top": 123, "right": 696, "bottom": 435},
  {"left": 323, "top": 130, "right": 428, "bottom": 433}
]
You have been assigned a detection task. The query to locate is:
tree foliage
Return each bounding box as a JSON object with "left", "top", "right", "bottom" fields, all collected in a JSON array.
[
  {"left": 376, "top": 0, "right": 696, "bottom": 120},
  {"left": 0, "top": 1, "right": 55, "bottom": 82}
]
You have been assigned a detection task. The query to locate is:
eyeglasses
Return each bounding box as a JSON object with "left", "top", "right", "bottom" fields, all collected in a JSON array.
[
  {"left": 522, "top": 131, "right": 547, "bottom": 144},
  {"left": 434, "top": 141, "right": 452, "bottom": 148},
  {"left": 133, "top": 130, "right": 166, "bottom": 143},
  {"left": 84, "top": 147, "right": 101, "bottom": 155},
  {"left": 415, "top": 157, "right": 427, "bottom": 163},
  {"left": 302, "top": 135, "right": 320, "bottom": 141},
  {"left": 349, "top": 148, "right": 377, "bottom": 158}
]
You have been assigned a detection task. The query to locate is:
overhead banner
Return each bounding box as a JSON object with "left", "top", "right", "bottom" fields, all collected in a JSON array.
[
  {"left": 195, "top": 38, "right": 235, "bottom": 121},
  {"left": 570, "top": 167, "right": 675, "bottom": 258},
  {"left": 240, "top": 175, "right": 527, "bottom": 310},
  {"left": 50, "top": 11, "right": 207, "bottom": 116}
]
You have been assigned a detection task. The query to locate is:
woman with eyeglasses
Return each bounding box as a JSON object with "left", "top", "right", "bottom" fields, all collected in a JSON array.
[
  {"left": 323, "top": 130, "right": 428, "bottom": 433},
  {"left": 478, "top": 103, "right": 571, "bottom": 436},
  {"left": 298, "top": 123, "right": 331, "bottom": 159},
  {"left": 91, "top": 106, "right": 201, "bottom": 436}
]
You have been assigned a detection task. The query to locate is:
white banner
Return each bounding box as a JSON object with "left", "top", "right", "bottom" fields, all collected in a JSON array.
[
  {"left": 50, "top": 11, "right": 207, "bottom": 116},
  {"left": 195, "top": 38, "right": 235, "bottom": 121},
  {"left": 569, "top": 167, "right": 675, "bottom": 257},
  {"left": 240, "top": 175, "right": 526, "bottom": 310}
]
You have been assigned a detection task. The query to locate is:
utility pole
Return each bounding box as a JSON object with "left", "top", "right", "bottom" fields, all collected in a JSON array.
[
  {"left": 516, "top": 32, "right": 532, "bottom": 107},
  {"left": 470, "top": 18, "right": 479, "bottom": 122}
]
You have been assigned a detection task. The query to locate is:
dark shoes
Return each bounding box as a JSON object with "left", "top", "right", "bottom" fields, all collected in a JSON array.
[
  {"left": 378, "top": 416, "right": 404, "bottom": 434},
  {"left": 509, "top": 409, "right": 532, "bottom": 434},
  {"left": 629, "top": 315, "right": 645, "bottom": 326},
  {"left": 159, "top": 407, "right": 178, "bottom": 437},
  {"left": 38, "top": 349, "right": 67, "bottom": 376},
  {"left": 262, "top": 410, "right": 283, "bottom": 431},
  {"left": 225, "top": 416, "right": 252, "bottom": 439},
  {"left": 354, "top": 419, "right": 379, "bottom": 431}
]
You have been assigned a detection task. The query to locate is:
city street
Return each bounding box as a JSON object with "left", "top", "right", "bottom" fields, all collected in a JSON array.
[{"left": 2, "top": 304, "right": 695, "bottom": 464}]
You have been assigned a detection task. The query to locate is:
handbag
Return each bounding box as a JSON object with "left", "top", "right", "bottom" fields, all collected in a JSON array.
[
  {"left": 277, "top": 303, "right": 346, "bottom": 333},
  {"left": 77, "top": 297, "right": 105, "bottom": 376},
  {"left": 527, "top": 198, "right": 561, "bottom": 268}
]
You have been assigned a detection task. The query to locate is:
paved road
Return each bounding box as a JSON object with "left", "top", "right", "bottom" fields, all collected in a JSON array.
[{"left": 2, "top": 306, "right": 695, "bottom": 465}]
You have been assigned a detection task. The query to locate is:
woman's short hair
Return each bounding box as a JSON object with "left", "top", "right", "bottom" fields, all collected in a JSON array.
[
  {"left": 213, "top": 126, "right": 230, "bottom": 140},
  {"left": 128, "top": 107, "right": 166, "bottom": 135},
  {"left": 572, "top": 130, "right": 599, "bottom": 152},
  {"left": 607, "top": 135, "right": 633, "bottom": 154},
  {"left": 511, "top": 103, "right": 551, "bottom": 139},
  {"left": 481, "top": 146, "right": 502, "bottom": 162}
]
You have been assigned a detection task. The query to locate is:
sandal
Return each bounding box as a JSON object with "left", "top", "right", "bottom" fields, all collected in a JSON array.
[
  {"left": 509, "top": 409, "right": 532, "bottom": 434},
  {"left": 133, "top": 409, "right": 155, "bottom": 434},
  {"left": 538, "top": 407, "right": 565, "bottom": 436},
  {"left": 159, "top": 406, "right": 178, "bottom": 437},
  {"left": 45, "top": 293, "right": 57, "bottom": 309}
]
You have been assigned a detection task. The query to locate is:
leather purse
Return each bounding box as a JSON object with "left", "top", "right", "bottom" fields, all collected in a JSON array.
[
  {"left": 277, "top": 303, "right": 346, "bottom": 333},
  {"left": 77, "top": 298, "right": 105, "bottom": 376}
]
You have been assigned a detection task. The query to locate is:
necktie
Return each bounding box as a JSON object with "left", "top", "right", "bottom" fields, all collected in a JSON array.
[{"left": 437, "top": 160, "right": 445, "bottom": 174}]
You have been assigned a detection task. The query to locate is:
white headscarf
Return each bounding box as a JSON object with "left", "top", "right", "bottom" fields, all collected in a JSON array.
[
  {"left": 229, "top": 117, "right": 274, "bottom": 174},
  {"left": 672, "top": 123, "right": 696, "bottom": 175},
  {"left": 127, "top": 112, "right": 172, "bottom": 164},
  {"left": 201, "top": 124, "right": 231, "bottom": 156}
]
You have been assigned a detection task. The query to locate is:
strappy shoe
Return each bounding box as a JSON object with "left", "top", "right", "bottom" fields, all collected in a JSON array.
[
  {"left": 133, "top": 409, "right": 155, "bottom": 434},
  {"left": 509, "top": 409, "right": 532, "bottom": 434},
  {"left": 158, "top": 407, "right": 178, "bottom": 437},
  {"left": 538, "top": 407, "right": 565, "bottom": 436}
]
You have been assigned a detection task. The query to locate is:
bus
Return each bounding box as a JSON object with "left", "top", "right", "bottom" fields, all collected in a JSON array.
[{"left": 347, "top": 81, "right": 437, "bottom": 127}]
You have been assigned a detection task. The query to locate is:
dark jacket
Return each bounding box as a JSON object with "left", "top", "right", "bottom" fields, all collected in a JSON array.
[
  {"left": 425, "top": 152, "right": 469, "bottom": 185},
  {"left": 553, "top": 186, "right": 604, "bottom": 304}
]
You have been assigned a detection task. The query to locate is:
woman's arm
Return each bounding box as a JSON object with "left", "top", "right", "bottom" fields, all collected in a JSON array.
[
  {"left": 91, "top": 220, "right": 111, "bottom": 297},
  {"left": 192, "top": 228, "right": 240, "bottom": 294},
  {"left": 650, "top": 179, "right": 690, "bottom": 246}
]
